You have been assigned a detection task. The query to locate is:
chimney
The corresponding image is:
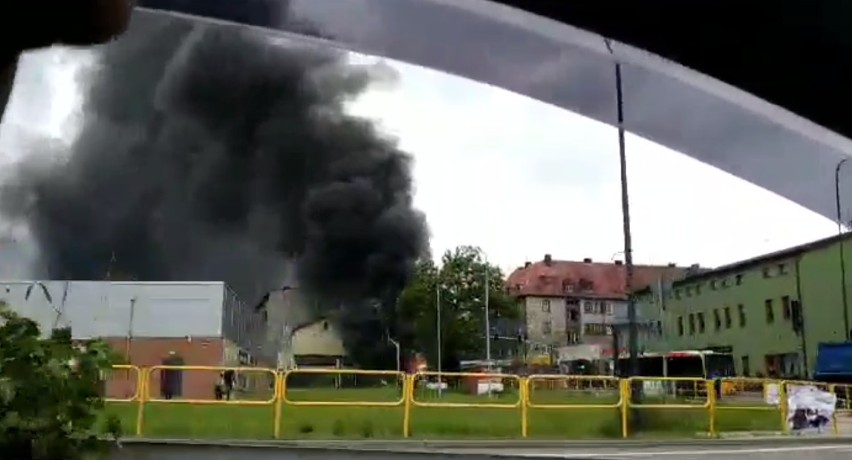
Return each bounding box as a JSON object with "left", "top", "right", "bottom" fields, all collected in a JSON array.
[
  {"left": 667, "top": 262, "right": 676, "bottom": 267},
  {"left": 614, "top": 260, "right": 623, "bottom": 266},
  {"left": 524, "top": 261, "right": 531, "bottom": 268},
  {"left": 583, "top": 257, "right": 592, "bottom": 263},
  {"left": 543, "top": 254, "right": 552, "bottom": 266}
]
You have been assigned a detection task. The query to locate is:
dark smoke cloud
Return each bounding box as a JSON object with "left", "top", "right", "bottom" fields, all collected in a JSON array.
[{"left": 0, "top": 13, "right": 428, "bottom": 306}]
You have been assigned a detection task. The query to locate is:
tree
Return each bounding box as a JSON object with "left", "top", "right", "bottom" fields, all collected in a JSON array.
[
  {"left": 398, "top": 246, "right": 518, "bottom": 370},
  {"left": 0, "top": 301, "right": 118, "bottom": 460}
]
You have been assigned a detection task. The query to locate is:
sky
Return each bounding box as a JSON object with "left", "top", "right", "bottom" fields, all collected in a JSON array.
[
  {"left": 0, "top": 47, "right": 839, "bottom": 278},
  {"left": 347, "top": 58, "right": 838, "bottom": 274}
]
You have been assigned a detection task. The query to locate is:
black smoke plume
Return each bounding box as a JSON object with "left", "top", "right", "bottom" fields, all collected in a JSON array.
[{"left": 0, "top": 12, "right": 428, "bottom": 322}]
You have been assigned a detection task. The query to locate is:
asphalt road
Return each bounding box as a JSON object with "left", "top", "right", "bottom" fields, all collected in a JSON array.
[
  {"left": 438, "top": 444, "right": 852, "bottom": 460},
  {"left": 116, "top": 439, "right": 852, "bottom": 460}
]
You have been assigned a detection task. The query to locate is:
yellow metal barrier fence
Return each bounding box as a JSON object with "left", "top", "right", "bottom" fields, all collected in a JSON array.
[
  {"left": 625, "top": 377, "right": 713, "bottom": 437},
  {"left": 103, "top": 364, "right": 145, "bottom": 437},
  {"left": 282, "top": 368, "right": 409, "bottom": 437},
  {"left": 410, "top": 371, "right": 524, "bottom": 436},
  {"left": 830, "top": 383, "right": 852, "bottom": 436},
  {"left": 101, "top": 366, "right": 852, "bottom": 440},
  {"left": 525, "top": 374, "right": 624, "bottom": 438},
  {"left": 715, "top": 377, "right": 784, "bottom": 433},
  {"left": 104, "top": 364, "right": 142, "bottom": 403}
]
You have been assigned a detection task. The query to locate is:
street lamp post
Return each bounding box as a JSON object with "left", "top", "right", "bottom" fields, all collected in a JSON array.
[
  {"left": 387, "top": 337, "right": 401, "bottom": 373},
  {"left": 435, "top": 280, "right": 443, "bottom": 397},
  {"left": 835, "top": 157, "right": 851, "bottom": 341},
  {"left": 484, "top": 259, "right": 492, "bottom": 371}
]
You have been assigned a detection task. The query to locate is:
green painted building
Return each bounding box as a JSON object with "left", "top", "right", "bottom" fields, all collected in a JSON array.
[{"left": 632, "top": 232, "right": 852, "bottom": 378}]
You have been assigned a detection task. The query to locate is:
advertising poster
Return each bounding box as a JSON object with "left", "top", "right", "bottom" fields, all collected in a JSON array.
[{"left": 765, "top": 384, "right": 836, "bottom": 433}]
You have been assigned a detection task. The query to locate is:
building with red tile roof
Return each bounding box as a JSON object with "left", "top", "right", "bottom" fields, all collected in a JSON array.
[{"left": 506, "top": 254, "right": 692, "bottom": 359}]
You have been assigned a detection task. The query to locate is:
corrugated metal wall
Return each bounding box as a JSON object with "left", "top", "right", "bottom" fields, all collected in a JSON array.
[
  {"left": 221, "top": 285, "right": 269, "bottom": 363},
  {"left": 0, "top": 281, "right": 225, "bottom": 339}
]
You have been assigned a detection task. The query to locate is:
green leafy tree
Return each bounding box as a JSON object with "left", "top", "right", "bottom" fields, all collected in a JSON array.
[
  {"left": 0, "top": 301, "right": 118, "bottom": 460},
  {"left": 399, "top": 246, "right": 518, "bottom": 370}
]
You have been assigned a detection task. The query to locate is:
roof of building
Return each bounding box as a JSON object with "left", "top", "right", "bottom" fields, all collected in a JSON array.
[
  {"left": 506, "top": 256, "right": 690, "bottom": 300},
  {"left": 668, "top": 231, "right": 852, "bottom": 288}
]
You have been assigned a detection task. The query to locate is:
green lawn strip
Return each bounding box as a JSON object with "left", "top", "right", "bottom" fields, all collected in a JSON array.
[{"left": 101, "top": 387, "right": 782, "bottom": 439}]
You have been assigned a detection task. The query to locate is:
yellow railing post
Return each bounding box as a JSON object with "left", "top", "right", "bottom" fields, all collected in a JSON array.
[
  {"left": 830, "top": 384, "right": 839, "bottom": 436},
  {"left": 402, "top": 374, "right": 412, "bottom": 438},
  {"left": 135, "top": 367, "right": 146, "bottom": 437},
  {"left": 707, "top": 379, "right": 717, "bottom": 438},
  {"left": 620, "top": 378, "right": 629, "bottom": 438},
  {"left": 520, "top": 377, "right": 528, "bottom": 438},
  {"left": 779, "top": 381, "right": 789, "bottom": 433},
  {"left": 273, "top": 370, "right": 284, "bottom": 439}
]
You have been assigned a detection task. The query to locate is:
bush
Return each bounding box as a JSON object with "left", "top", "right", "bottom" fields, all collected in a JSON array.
[{"left": 0, "top": 302, "right": 117, "bottom": 459}]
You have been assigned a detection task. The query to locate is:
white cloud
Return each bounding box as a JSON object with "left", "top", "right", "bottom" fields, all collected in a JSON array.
[{"left": 348, "top": 60, "right": 837, "bottom": 274}]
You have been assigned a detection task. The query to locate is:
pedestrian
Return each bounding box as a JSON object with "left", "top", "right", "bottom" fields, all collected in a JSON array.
[
  {"left": 223, "top": 369, "right": 235, "bottom": 400},
  {"left": 214, "top": 373, "right": 225, "bottom": 401}
]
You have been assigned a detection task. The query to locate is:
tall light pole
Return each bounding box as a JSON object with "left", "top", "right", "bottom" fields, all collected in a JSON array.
[
  {"left": 484, "top": 259, "right": 492, "bottom": 371},
  {"left": 435, "top": 279, "right": 443, "bottom": 397},
  {"left": 387, "top": 337, "right": 401, "bottom": 373},
  {"left": 835, "top": 157, "right": 851, "bottom": 341}
]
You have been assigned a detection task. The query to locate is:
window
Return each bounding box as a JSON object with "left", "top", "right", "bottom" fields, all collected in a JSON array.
[
  {"left": 568, "top": 309, "right": 579, "bottom": 321},
  {"left": 583, "top": 323, "right": 608, "bottom": 336},
  {"left": 782, "top": 296, "right": 791, "bottom": 320},
  {"left": 697, "top": 312, "right": 706, "bottom": 333},
  {"left": 765, "top": 299, "right": 774, "bottom": 323},
  {"left": 742, "top": 356, "right": 751, "bottom": 376},
  {"left": 710, "top": 280, "right": 717, "bottom": 290},
  {"left": 735, "top": 274, "right": 743, "bottom": 285},
  {"left": 584, "top": 301, "right": 594, "bottom": 314},
  {"left": 542, "top": 299, "right": 551, "bottom": 313},
  {"left": 677, "top": 316, "right": 684, "bottom": 336},
  {"left": 688, "top": 314, "right": 696, "bottom": 335},
  {"left": 778, "top": 263, "right": 788, "bottom": 275},
  {"left": 695, "top": 285, "right": 702, "bottom": 295},
  {"left": 686, "top": 287, "right": 693, "bottom": 297},
  {"left": 714, "top": 309, "right": 722, "bottom": 330},
  {"left": 762, "top": 267, "right": 772, "bottom": 278},
  {"left": 656, "top": 321, "right": 663, "bottom": 336},
  {"left": 738, "top": 304, "right": 746, "bottom": 327},
  {"left": 674, "top": 289, "right": 681, "bottom": 299},
  {"left": 724, "top": 306, "right": 732, "bottom": 329},
  {"left": 542, "top": 320, "right": 552, "bottom": 335}
]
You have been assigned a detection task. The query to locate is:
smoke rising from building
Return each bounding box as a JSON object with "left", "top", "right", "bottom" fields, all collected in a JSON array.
[{"left": 0, "top": 14, "right": 428, "bottom": 313}]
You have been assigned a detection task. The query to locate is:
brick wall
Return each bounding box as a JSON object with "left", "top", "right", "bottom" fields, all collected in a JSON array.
[{"left": 103, "top": 337, "right": 224, "bottom": 400}]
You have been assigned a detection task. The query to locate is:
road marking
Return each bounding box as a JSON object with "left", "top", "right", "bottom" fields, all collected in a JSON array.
[{"left": 513, "top": 444, "right": 852, "bottom": 458}]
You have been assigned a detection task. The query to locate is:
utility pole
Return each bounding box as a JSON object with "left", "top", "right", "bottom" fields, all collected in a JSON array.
[
  {"left": 835, "top": 157, "right": 850, "bottom": 341},
  {"left": 484, "top": 262, "right": 491, "bottom": 371},
  {"left": 604, "top": 39, "right": 639, "bottom": 400},
  {"left": 435, "top": 280, "right": 443, "bottom": 397}
]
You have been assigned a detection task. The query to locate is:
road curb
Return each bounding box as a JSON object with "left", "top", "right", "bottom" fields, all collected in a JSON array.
[{"left": 120, "top": 436, "right": 852, "bottom": 451}]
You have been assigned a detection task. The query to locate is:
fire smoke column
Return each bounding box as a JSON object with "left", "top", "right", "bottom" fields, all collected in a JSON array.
[{"left": 0, "top": 13, "right": 428, "bottom": 315}]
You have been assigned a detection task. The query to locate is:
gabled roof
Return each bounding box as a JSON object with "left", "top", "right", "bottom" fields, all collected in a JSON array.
[{"left": 507, "top": 258, "right": 689, "bottom": 300}]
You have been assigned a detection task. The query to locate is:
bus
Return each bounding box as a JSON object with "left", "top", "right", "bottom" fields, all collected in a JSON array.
[
  {"left": 615, "top": 350, "right": 736, "bottom": 397},
  {"left": 615, "top": 350, "right": 735, "bottom": 379}
]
